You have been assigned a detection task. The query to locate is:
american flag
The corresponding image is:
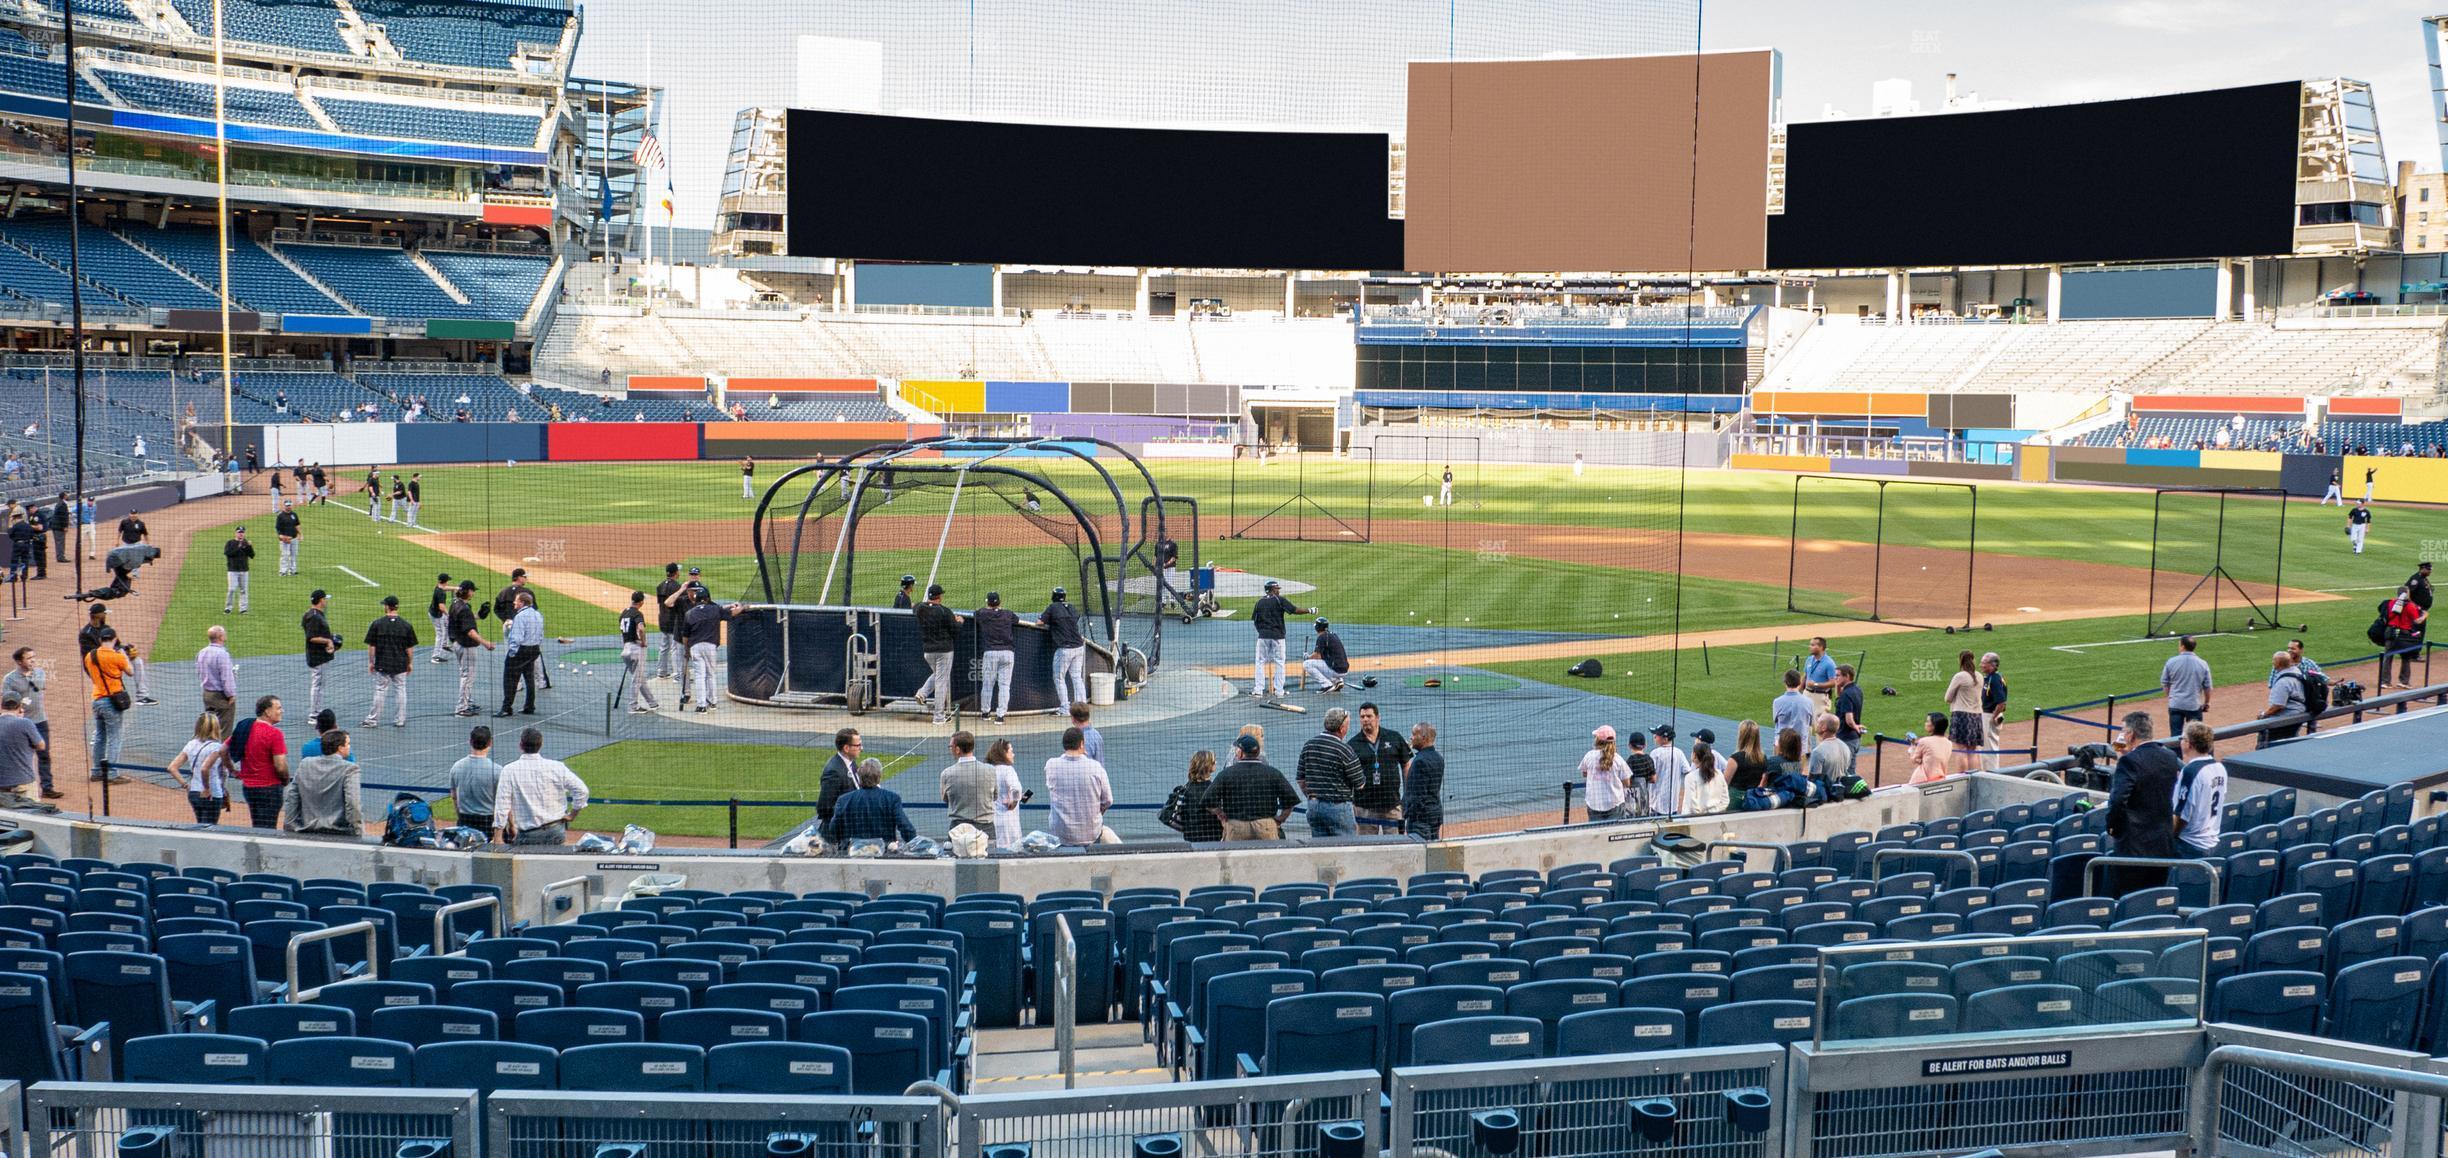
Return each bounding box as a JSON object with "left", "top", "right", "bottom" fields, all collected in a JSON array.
[{"left": 632, "top": 132, "right": 666, "bottom": 171}]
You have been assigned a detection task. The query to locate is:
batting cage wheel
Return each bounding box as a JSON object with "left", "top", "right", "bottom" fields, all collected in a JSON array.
[{"left": 734, "top": 436, "right": 1183, "bottom": 714}]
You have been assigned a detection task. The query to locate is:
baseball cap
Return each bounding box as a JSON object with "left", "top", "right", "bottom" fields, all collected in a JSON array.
[
  {"left": 457, "top": 580, "right": 476, "bottom": 593},
  {"left": 927, "top": 583, "right": 945, "bottom": 598},
  {"left": 665, "top": 563, "right": 680, "bottom": 575},
  {"left": 381, "top": 595, "right": 400, "bottom": 608},
  {"left": 1651, "top": 723, "right": 1676, "bottom": 741},
  {"left": 688, "top": 566, "right": 701, "bottom": 576},
  {"left": 900, "top": 574, "right": 917, "bottom": 586},
  {"left": 1693, "top": 728, "right": 1717, "bottom": 744},
  {"left": 511, "top": 568, "right": 527, "bottom": 579},
  {"left": 1592, "top": 725, "right": 1617, "bottom": 742},
  {"left": 436, "top": 573, "right": 451, "bottom": 583},
  {"left": 986, "top": 592, "right": 1001, "bottom": 605},
  {"left": 1234, "top": 734, "right": 1262, "bottom": 755},
  {"left": 1264, "top": 579, "right": 1281, "bottom": 591},
  {"left": 309, "top": 588, "right": 328, "bottom": 601},
  {"left": 234, "top": 525, "right": 245, "bottom": 533},
  {"left": 1315, "top": 617, "right": 1329, "bottom": 629}
]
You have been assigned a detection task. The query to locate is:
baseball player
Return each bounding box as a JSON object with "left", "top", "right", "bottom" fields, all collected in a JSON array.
[
  {"left": 683, "top": 588, "right": 741, "bottom": 713},
  {"left": 2349, "top": 501, "right": 2373, "bottom": 554},
  {"left": 1303, "top": 617, "right": 1350, "bottom": 693},
  {"left": 1250, "top": 580, "right": 1312, "bottom": 700},
  {"left": 403, "top": 473, "right": 423, "bottom": 527},
  {"left": 653, "top": 563, "right": 685, "bottom": 681},
  {"left": 1438, "top": 466, "right": 1453, "bottom": 506},
  {"left": 361, "top": 595, "right": 418, "bottom": 728},
  {"left": 447, "top": 580, "right": 491, "bottom": 717},
  {"left": 740, "top": 455, "right": 756, "bottom": 501},
  {"left": 221, "top": 526, "right": 254, "bottom": 614},
  {"left": 428, "top": 573, "right": 455, "bottom": 663},
  {"left": 974, "top": 592, "right": 1018, "bottom": 723},
  {"left": 894, "top": 574, "right": 917, "bottom": 610},
  {"left": 619, "top": 590, "right": 660, "bottom": 714},
  {"left": 388, "top": 474, "right": 406, "bottom": 523},
  {"left": 911, "top": 583, "right": 959, "bottom": 724},
  {"left": 364, "top": 466, "right": 380, "bottom": 521},
  {"left": 268, "top": 469, "right": 285, "bottom": 513},
  {"left": 1043, "top": 586, "right": 1086, "bottom": 709},
  {"left": 2321, "top": 468, "right": 2343, "bottom": 506},
  {"left": 2365, "top": 466, "right": 2378, "bottom": 503},
  {"left": 274, "top": 501, "right": 300, "bottom": 575}
]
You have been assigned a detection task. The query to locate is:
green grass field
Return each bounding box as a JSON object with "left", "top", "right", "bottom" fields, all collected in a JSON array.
[{"left": 143, "top": 459, "right": 2443, "bottom": 833}]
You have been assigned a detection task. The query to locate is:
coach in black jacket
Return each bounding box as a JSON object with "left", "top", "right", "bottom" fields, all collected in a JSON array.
[{"left": 2104, "top": 710, "right": 2180, "bottom": 891}]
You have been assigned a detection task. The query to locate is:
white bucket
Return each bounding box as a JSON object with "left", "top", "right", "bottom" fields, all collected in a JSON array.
[{"left": 1088, "top": 673, "right": 1117, "bottom": 706}]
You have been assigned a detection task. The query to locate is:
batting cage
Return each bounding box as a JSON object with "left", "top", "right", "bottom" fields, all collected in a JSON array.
[
  {"left": 1227, "top": 444, "right": 1374, "bottom": 542},
  {"left": 2145, "top": 486, "right": 2293, "bottom": 638},
  {"left": 1374, "top": 433, "right": 1483, "bottom": 512},
  {"left": 737, "top": 436, "right": 1175, "bottom": 714},
  {"left": 1785, "top": 475, "right": 1979, "bottom": 630}
]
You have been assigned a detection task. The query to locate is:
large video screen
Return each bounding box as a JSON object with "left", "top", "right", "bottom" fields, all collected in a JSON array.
[
  {"left": 785, "top": 109, "right": 1403, "bottom": 269},
  {"left": 1404, "top": 50, "right": 1777, "bottom": 274},
  {"left": 1768, "top": 82, "right": 2301, "bottom": 269}
]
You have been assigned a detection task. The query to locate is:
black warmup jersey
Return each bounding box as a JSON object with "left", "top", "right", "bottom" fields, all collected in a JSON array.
[
  {"left": 914, "top": 601, "right": 959, "bottom": 652},
  {"left": 1041, "top": 600, "right": 1083, "bottom": 649},
  {"left": 448, "top": 599, "right": 481, "bottom": 647},
  {"left": 974, "top": 606, "right": 1019, "bottom": 650},
  {"left": 893, "top": 589, "right": 914, "bottom": 609},
  {"left": 429, "top": 585, "right": 452, "bottom": 618},
  {"left": 654, "top": 578, "right": 684, "bottom": 633},
  {"left": 683, "top": 599, "right": 732, "bottom": 647},
  {"left": 1252, "top": 594, "right": 1297, "bottom": 640},
  {"left": 302, "top": 609, "right": 336, "bottom": 667},
  {"left": 363, "top": 615, "right": 418, "bottom": 674},
  {"left": 494, "top": 584, "right": 531, "bottom": 622},
  {"left": 275, "top": 510, "right": 300, "bottom": 538},
  {"left": 1314, "top": 631, "right": 1349, "bottom": 674},
  {"left": 406, "top": 479, "right": 421, "bottom": 502},
  {"left": 223, "top": 538, "right": 254, "bottom": 572},
  {"left": 2351, "top": 507, "right": 2373, "bottom": 527},
  {"left": 619, "top": 607, "right": 648, "bottom": 646},
  {"left": 118, "top": 515, "right": 146, "bottom": 544}
]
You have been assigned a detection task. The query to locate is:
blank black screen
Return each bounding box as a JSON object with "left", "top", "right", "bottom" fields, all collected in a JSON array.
[
  {"left": 1767, "top": 82, "right": 2302, "bottom": 269},
  {"left": 786, "top": 109, "right": 1403, "bottom": 269}
]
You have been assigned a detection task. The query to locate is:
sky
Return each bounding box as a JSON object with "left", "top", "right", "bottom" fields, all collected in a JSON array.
[{"left": 572, "top": 0, "right": 2445, "bottom": 230}]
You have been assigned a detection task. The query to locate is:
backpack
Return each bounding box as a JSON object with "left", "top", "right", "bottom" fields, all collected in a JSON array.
[
  {"left": 382, "top": 793, "right": 438, "bottom": 848},
  {"left": 2293, "top": 667, "right": 2330, "bottom": 718}
]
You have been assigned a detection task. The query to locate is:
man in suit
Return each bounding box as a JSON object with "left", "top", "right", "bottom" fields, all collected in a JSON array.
[{"left": 2104, "top": 711, "right": 2180, "bottom": 892}]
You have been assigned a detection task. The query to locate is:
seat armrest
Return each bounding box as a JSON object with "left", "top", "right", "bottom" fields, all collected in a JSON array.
[
  {"left": 70, "top": 1021, "right": 111, "bottom": 1082},
  {"left": 175, "top": 998, "right": 217, "bottom": 1032},
  {"left": 1236, "top": 1052, "right": 1262, "bottom": 1079}
]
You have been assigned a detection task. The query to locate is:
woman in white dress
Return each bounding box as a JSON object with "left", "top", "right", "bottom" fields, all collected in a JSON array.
[{"left": 985, "top": 737, "right": 1026, "bottom": 849}]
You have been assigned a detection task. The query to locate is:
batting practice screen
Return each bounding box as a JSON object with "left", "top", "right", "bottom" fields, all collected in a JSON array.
[{"left": 1786, "top": 475, "right": 1978, "bottom": 630}]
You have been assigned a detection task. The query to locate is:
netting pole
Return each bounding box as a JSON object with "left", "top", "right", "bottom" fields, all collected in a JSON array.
[
  {"left": 2212, "top": 491, "right": 2227, "bottom": 633},
  {"left": 923, "top": 466, "right": 969, "bottom": 594},
  {"left": 1871, "top": 481, "right": 1889, "bottom": 623},
  {"left": 2146, "top": 490, "right": 2167, "bottom": 636},
  {"left": 1964, "top": 486, "right": 1980, "bottom": 629},
  {"left": 1785, "top": 475, "right": 1803, "bottom": 614},
  {"left": 2272, "top": 491, "right": 2287, "bottom": 630}
]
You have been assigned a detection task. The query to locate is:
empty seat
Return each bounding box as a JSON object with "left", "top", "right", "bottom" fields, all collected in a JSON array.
[
  {"left": 797, "top": 1010, "right": 936, "bottom": 1095},
  {"left": 1237, "top": 992, "right": 1386, "bottom": 1078},
  {"left": 1618, "top": 973, "right": 1728, "bottom": 1024},
  {"left": 370, "top": 1004, "right": 499, "bottom": 1048},
  {"left": 559, "top": 1042, "right": 706, "bottom": 1092},
  {"left": 124, "top": 1032, "right": 266, "bottom": 1084},
  {"left": 1831, "top": 993, "right": 1959, "bottom": 1039},
  {"left": 2323, "top": 957, "right": 2429, "bottom": 1050},
  {"left": 514, "top": 1007, "right": 645, "bottom": 1051},
  {"left": 227, "top": 1003, "right": 355, "bottom": 1044},
  {"left": 268, "top": 1036, "right": 415, "bottom": 1087},
  {"left": 707, "top": 1041, "right": 854, "bottom": 1095},
  {"left": 1409, "top": 1015, "right": 1544, "bottom": 1066},
  {"left": 1555, "top": 1006, "right": 1685, "bottom": 1055},
  {"left": 1696, "top": 999, "right": 1815, "bottom": 1046},
  {"left": 1962, "top": 985, "right": 2089, "bottom": 1033},
  {"left": 413, "top": 1040, "right": 557, "bottom": 1094}
]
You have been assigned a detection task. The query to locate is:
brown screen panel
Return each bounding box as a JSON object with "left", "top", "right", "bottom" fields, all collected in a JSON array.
[{"left": 1404, "top": 50, "right": 1774, "bottom": 273}]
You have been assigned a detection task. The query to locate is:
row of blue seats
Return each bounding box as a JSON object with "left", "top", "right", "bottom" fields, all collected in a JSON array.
[
  {"left": 123, "top": 1033, "right": 870, "bottom": 1096},
  {"left": 133, "top": 0, "right": 571, "bottom": 74}
]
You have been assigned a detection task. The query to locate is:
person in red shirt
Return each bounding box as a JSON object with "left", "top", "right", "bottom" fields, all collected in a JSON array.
[
  {"left": 231, "top": 695, "right": 289, "bottom": 829},
  {"left": 2381, "top": 587, "right": 2428, "bottom": 690}
]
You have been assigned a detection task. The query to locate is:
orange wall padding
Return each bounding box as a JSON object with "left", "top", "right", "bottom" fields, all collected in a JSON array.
[
  {"left": 1748, "top": 391, "right": 1928, "bottom": 419},
  {"left": 2134, "top": 395, "right": 2305, "bottom": 414},
  {"left": 2328, "top": 397, "right": 2404, "bottom": 417}
]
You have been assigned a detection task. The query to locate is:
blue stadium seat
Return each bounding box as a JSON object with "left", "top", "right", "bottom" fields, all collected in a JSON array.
[
  {"left": 2329, "top": 916, "right": 2407, "bottom": 976},
  {"left": 1320, "top": 963, "right": 1426, "bottom": 999},
  {"left": 1831, "top": 993, "right": 1959, "bottom": 1040},
  {"left": 1556, "top": 1006, "right": 1685, "bottom": 1056},
  {"left": 559, "top": 1042, "right": 705, "bottom": 1093},
  {"left": 1731, "top": 964, "right": 1820, "bottom": 1004},
  {"left": 1189, "top": 967, "right": 1315, "bottom": 1081},
  {"left": 1697, "top": 999, "right": 1816, "bottom": 1046},
  {"left": 514, "top": 1007, "right": 644, "bottom": 1051},
  {"left": 369, "top": 1004, "right": 498, "bottom": 1048},
  {"left": 2293, "top": 861, "right": 2362, "bottom": 926},
  {"left": 1619, "top": 973, "right": 1730, "bottom": 1024},
  {"left": 2055, "top": 950, "right": 2153, "bottom": 991},
  {"left": 66, "top": 950, "right": 198, "bottom": 1069},
  {"left": 1409, "top": 1015, "right": 1543, "bottom": 1066},
  {"left": 2096, "top": 977, "right": 2202, "bottom": 1023},
  {"left": 449, "top": 980, "right": 561, "bottom": 1031},
  {"left": 2324, "top": 958, "right": 2429, "bottom": 1050},
  {"left": 657, "top": 1007, "right": 789, "bottom": 1049},
  {"left": 226, "top": 1003, "right": 354, "bottom": 1044},
  {"left": 1832, "top": 960, "right": 1948, "bottom": 1005},
  {"left": 619, "top": 957, "right": 724, "bottom": 997},
  {"left": 414, "top": 1040, "right": 557, "bottom": 1094},
  {"left": 2245, "top": 927, "right": 2329, "bottom": 974},
  {"left": 707, "top": 1041, "right": 854, "bottom": 1095},
  {"left": 157, "top": 932, "right": 259, "bottom": 1014},
  {"left": 124, "top": 1033, "right": 265, "bottom": 1084},
  {"left": 941, "top": 909, "right": 1024, "bottom": 1029},
  {"left": 1237, "top": 992, "right": 1385, "bottom": 1079},
  {"left": 797, "top": 1010, "right": 935, "bottom": 1095},
  {"left": 315, "top": 980, "right": 434, "bottom": 1027},
  {"left": 269, "top": 1036, "right": 415, "bottom": 1088},
  {"left": 1422, "top": 958, "right": 1528, "bottom": 989},
  {"left": 2360, "top": 855, "right": 2415, "bottom": 918},
  {"left": 1530, "top": 952, "right": 1635, "bottom": 983}
]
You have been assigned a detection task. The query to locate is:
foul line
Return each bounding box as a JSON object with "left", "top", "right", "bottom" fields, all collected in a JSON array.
[
  {"left": 334, "top": 565, "right": 381, "bottom": 588},
  {"left": 2051, "top": 631, "right": 2234, "bottom": 656},
  {"left": 2317, "top": 585, "right": 2412, "bottom": 593}
]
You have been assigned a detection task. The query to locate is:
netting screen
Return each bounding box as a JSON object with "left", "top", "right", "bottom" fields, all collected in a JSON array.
[
  {"left": 2147, "top": 489, "right": 2291, "bottom": 638},
  {"left": 1787, "top": 476, "right": 1978, "bottom": 630}
]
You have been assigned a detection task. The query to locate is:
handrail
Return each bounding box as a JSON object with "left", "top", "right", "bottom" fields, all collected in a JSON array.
[
  {"left": 1868, "top": 846, "right": 1979, "bottom": 889},
  {"left": 2084, "top": 856, "right": 2223, "bottom": 907},
  {"left": 1052, "top": 913, "right": 1078, "bottom": 1090},
  {"left": 1704, "top": 840, "right": 1791, "bottom": 873},
  {"left": 289, "top": 920, "right": 378, "bottom": 1002},
  {"left": 537, "top": 876, "right": 590, "bottom": 925},
  {"left": 431, "top": 895, "right": 502, "bottom": 953},
  {"left": 2191, "top": 1044, "right": 2448, "bottom": 1154}
]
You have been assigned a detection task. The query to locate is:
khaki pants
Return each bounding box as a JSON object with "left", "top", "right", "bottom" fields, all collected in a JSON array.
[{"left": 1223, "top": 818, "right": 1282, "bottom": 841}]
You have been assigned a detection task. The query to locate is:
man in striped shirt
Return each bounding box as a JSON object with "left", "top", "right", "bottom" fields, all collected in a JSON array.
[{"left": 1296, "top": 708, "right": 1363, "bottom": 837}]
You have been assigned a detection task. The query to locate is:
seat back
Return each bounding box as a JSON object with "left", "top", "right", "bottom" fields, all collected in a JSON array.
[
  {"left": 370, "top": 1004, "right": 500, "bottom": 1048},
  {"left": 657, "top": 1008, "right": 790, "bottom": 1049},
  {"left": 1696, "top": 999, "right": 1816, "bottom": 1046},
  {"left": 833, "top": 984, "right": 954, "bottom": 1072},
  {"left": 65, "top": 950, "right": 178, "bottom": 1068},
  {"left": 1556, "top": 1006, "right": 1685, "bottom": 1056},
  {"left": 558, "top": 1042, "right": 706, "bottom": 1092},
  {"left": 2324, "top": 957, "right": 2429, "bottom": 1050},
  {"left": 706, "top": 1041, "right": 854, "bottom": 1095},
  {"left": 942, "top": 909, "right": 1025, "bottom": 1029},
  {"left": 268, "top": 1036, "right": 415, "bottom": 1088},
  {"left": 1194, "top": 967, "right": 1317, "bottom": 1082},
  {"left": 1831, "top": 993, "right": 1959, "bottom": 1039},
  {"left": 413, "top": 1041, "right": 557, "bottom": 1094},
  {"left": 227, "top": 1003, "right": 355, "bottom": 1043},
  {"left": 1504, "top": 978, "right": 1617, "bottom": 1038},
  {"left": 316, "top": 980, "right": 436, "bottom": 1027},
  {"left": 124, "top": 1033, "right": 265, "bottom": 1084},
  {"left": 514, "top": 1006, "right": 645, "bottom": 1051},
  {"left": 797, "top": 1010, "right": 933, "bottom": 1095},
  {"left": 158, "top": 932, "right": 258, "bottom": 1015},
  {"left": 1259, "top": 992, "right": 1386, "bottom": 1076},
  {"left": 1409, "top": 1016, "right": 1543, "bottom": 1067},
  {"left": 449, "top": 980, "right": 562, "bottom": 1028},
  {"left": 1961, "top": 984, "right": 2089, "bottom": 1033}
]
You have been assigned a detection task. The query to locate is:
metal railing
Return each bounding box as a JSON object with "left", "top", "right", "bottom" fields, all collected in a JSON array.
[
  {"left": 1793, "top": 1025, "right": 2199, "bottom": 1156},
  {"left": 1051, "top": 912, "right": 1078, "bottom": 1089},
  {"left": 32, "top": 1083, "right": 476, "bottom": 1158},
  {"left": 1389, "top": 1044, "right": 1783, "bottom": 1158},
  {"left": 489, "top": 1089, "right": 942, "bottom": 1158},
  {"left": 431, "top": 894, "right": 502, "bottom": 953},
  {"left": 1705, "top": 839, "right": 1792, "bottom": 873},
  {"left": 2084, "top": 855, "right": 2223, "bottom": 907},
  {"left": 956, "top": 1071, "right": 1379, "bottom": 1158},
  {"left": 289, "top": 919, "right": 377, "bottom": 1001},
  {"left": 2194, "top": 1036, "right": 2443, "bottom": 1158},
  {"left": 537, "top": 876, "right": 591, "bottom": 925}
]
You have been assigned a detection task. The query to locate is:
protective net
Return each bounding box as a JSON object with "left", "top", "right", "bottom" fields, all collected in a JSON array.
[
  {"left": 2147, "top": 488, "right": 2291, "bottom": 638},
  {"left": 1787, "top": 476, "right": 1978, "bottom": 630}
]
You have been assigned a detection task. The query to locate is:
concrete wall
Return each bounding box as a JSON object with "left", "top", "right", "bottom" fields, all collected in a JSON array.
[{"left": 0, "top": 772, "right": 2097, "bottom": 922}]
